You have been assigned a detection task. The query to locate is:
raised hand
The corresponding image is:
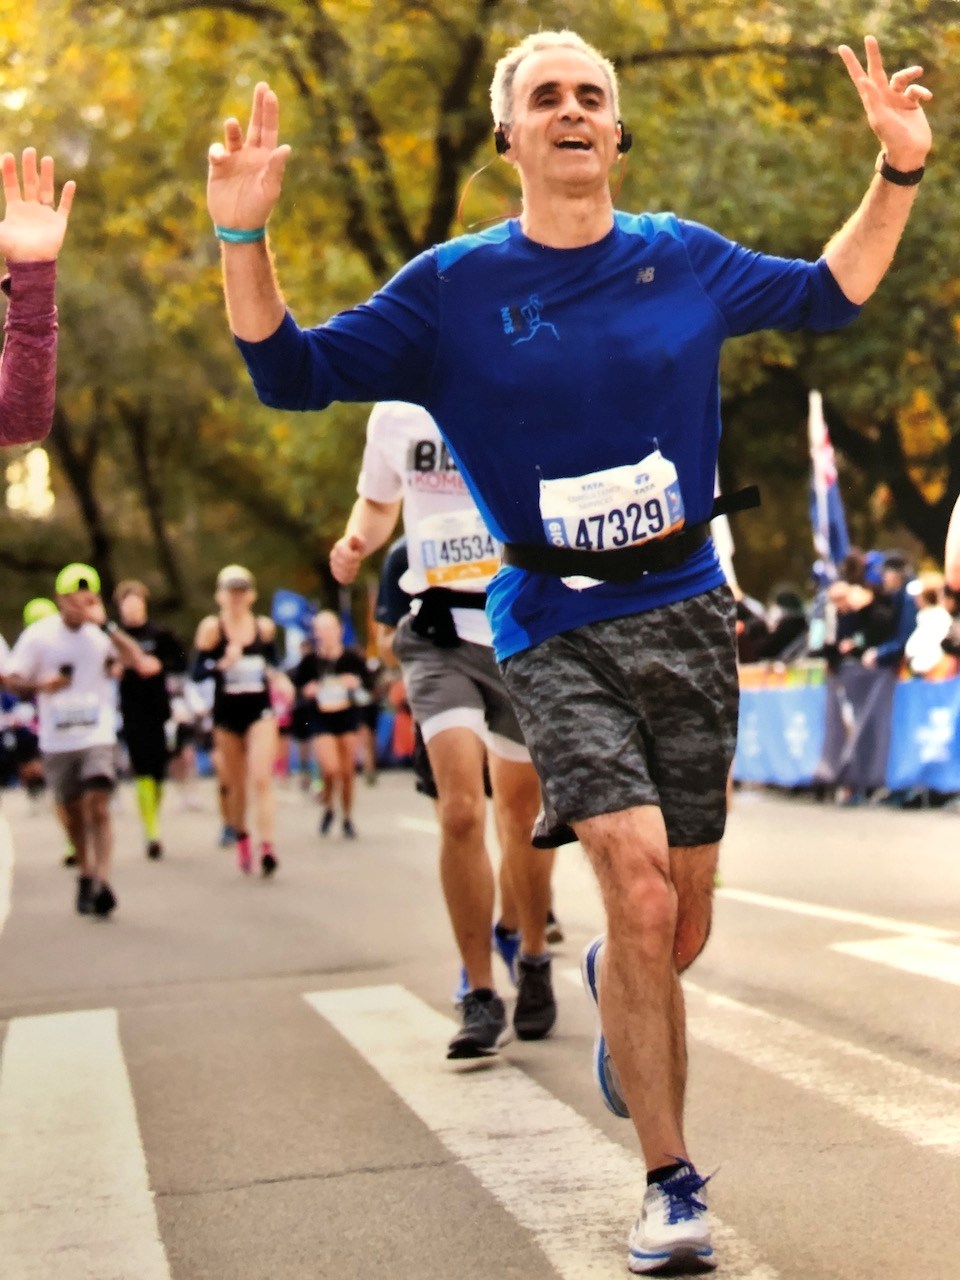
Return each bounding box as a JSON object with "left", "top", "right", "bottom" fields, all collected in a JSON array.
[
  {"left": 0, "top": 149, "right": 75, "bottom": 263},
  {"left": 207, "top": 82, "right": 291, "bottom": 232},
  {"left": 838, "top": 36, "right": 932, "bottom": 171}
]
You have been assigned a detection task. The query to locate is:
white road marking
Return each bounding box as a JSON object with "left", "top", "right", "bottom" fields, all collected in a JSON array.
[
  {"left": 0, "top": 1008, "right": 171, "bottom": 1280},
  {"left": 716, "top": 887, "right": 955, "bottom": 940},
  {"left": 562, "top": 968, "right": 960, "bottom": 1154},
  {"left": 398, "top": 816, "right": 440, "bottom": 835},
  {"left": 306, "top": 984, "right": 777, "bottom": 1280},
  {"left": 683, "top": 981, "right": 960, "bottom": 1153},
  {"left": 832, "top": 935, "right": 960, "bottom": 987},
  {"left": 0, "top": 814, "right": 11, "bottom": 939}
]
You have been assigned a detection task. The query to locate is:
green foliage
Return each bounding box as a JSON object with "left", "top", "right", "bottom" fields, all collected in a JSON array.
[{"left": 0, "top": 0, "right": 958, "bottom": 636}]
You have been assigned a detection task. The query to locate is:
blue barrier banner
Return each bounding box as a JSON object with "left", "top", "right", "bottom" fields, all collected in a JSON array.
[
  {"left": 886, "top": 676, "right": 960, "bottom": 792},
  {"left": 733, "top": 685, "right": 826, "bottom": 787}
]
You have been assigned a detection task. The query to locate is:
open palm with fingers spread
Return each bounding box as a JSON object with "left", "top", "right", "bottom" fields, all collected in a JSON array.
[
  {"left": 207, "top": 81, "right": 292, "bottom": 232},
  {"left": 0, "top": 148, "right": 75, "bottom": 263},
  {"left": 838, "top": 35, "right": 932, "bottom": 170}
]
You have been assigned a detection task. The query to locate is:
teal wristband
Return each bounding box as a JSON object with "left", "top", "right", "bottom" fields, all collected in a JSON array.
[{"left": 214, "top": 224, "right": 267, "bottom": 244}]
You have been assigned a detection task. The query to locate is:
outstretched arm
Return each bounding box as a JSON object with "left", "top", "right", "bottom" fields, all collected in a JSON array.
[
  {"left": 0, "top": 149, "right": 76, "bottom": 445},
  {"left": 207, "top": 82, "right": 291, "bottom": 342},
  {"left": 823, "top": 36, "right": 932, "bottom": 306}
]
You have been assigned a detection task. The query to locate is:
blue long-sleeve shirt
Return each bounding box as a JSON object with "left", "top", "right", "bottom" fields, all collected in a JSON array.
[
  {"left": 237, "top": 212, "right": 860, "bottom": 660},
  {"left": 873, "top": 587, "right": 918, "bottom": 667}
]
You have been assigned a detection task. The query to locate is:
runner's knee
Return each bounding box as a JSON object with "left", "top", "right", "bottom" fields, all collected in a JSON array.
[
  {"left": 610, "top": 866, "right": 677, "bottom": 958},
  {"left": 438, "top": 790, "right": 485, "bottom": 844}
]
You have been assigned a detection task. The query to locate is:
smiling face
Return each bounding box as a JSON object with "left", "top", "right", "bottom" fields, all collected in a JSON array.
[{"left": 504, "top": 47, "right": 621, "bottom": 196}]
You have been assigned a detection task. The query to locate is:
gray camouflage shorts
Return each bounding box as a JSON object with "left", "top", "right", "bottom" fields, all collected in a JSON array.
[{"left": 498, "top": 586, "right": 738, "bottom": 847}]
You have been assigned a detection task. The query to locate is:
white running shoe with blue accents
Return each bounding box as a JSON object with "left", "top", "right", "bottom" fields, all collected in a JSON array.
[
  {"left": 629, "top": 1162, "right": 716, "bottom": 1273},
  {"left": 580, "top": 935, "right": 629, "bottom": 1118}
]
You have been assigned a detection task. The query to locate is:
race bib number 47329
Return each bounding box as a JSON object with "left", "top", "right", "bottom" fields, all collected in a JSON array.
[{"left": 538, "top": 450, "right": 685, "bottom": 590}]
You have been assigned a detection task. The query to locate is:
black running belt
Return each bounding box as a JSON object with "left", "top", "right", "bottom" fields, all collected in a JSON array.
[
  {"left": 410, "top": 587, "right": 487, "bottom": 649},
  {"left": 501, "top": 485, "right": 760, "bottom": 584}
]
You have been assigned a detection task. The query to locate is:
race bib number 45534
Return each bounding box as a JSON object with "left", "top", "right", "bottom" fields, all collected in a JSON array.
[
  {"left": 419, "top": 509, "right": 500, "bottom": 589},
  {"left": 538, "top": 450, "right": 685, "bottom": 590}
]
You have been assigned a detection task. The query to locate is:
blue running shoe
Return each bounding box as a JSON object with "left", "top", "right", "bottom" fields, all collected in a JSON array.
[
  {"left": 218, "top": 824, "right": 237, "bottom": 848},
  {"left": 452, "top": 966, "right": 469, "bottom": 1006},
  {"left": 628, "top": 1162, "right": 716, "bottom": 1273},
  {"left": 493, "top": 923, "right": 521, "bottom": 987},
  {"left": 452, "top": 924, "right": 519, "bottom": 1005},
  {"left": 580, "top": 935, "right": 629, "bottom": 1118}
]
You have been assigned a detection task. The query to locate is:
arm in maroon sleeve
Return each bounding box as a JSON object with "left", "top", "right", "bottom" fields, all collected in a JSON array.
[{"left": 0, "top": 259, "right": 58, "bottom": 446}]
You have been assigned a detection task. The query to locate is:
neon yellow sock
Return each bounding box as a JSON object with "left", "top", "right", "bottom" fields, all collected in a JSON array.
[{"left": 135, "top": 776, "right": 161, "bottom": 841}]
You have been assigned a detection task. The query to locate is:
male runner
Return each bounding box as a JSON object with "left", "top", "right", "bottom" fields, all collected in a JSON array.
[
  {"left": 208, "top": 30, "right": 930, "bottom": 1272},
  {"left": 6, "top": 563, "right": 147, "bottom": 916},
  {"left": 114, "top": 579, "right": 187, "bottom": 860},
  {"left": 331, "top": 401, "right": 557, "bottom": 1054}
]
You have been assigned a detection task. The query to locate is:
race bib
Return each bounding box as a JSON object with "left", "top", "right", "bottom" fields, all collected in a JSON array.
[
  {"left": 419, "top": 509, "right": 500, "bottom": 589},
  {"left": 224, "top": 655, "right": 267, "bottom": 695},
  {"left": 51, "top": 694, "right": 100, "bottom": 733},
  {"left": 317, "top": 675, "right": 350, "bottom": 713},
  {"left": 539, "top": 450, "right": 685, "bottom": 591}
]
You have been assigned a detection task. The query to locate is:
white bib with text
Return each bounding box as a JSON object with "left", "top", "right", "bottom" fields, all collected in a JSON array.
[
  {"left": 538, "top": 450, "right": 685, "bottom": 591},
  {"left": 418, "top": 508, "right": 501, "bottom": 590}
]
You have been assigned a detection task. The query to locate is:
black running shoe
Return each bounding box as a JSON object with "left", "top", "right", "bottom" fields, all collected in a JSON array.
[
  {"left": 447, "top": 990, "right": 510, "bottom": 1060},
  {"left": 146, "top": 841, "right": 163, "bottom": 860},
  {"left": 76, "top": 875, "right": 95, "bottom": 915},
  {"left": 261, "top": 852, "right": 278, "bottom": 877},
  {"left": 92, "top": 882, "right": 117, "bottom": 917},
  {"left": 514, "top": 957, "right": 557, "bottom": 1040},
  {"left": 342, "top": 818, "right": 357, "bottom": 839},
  {"left": 319, "top": 808, "right": 335, "bottom": 835}
]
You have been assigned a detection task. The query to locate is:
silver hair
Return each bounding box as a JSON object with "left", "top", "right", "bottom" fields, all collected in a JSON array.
[{"left": 489, "top": 29, "right": 621, "bottom": 126}]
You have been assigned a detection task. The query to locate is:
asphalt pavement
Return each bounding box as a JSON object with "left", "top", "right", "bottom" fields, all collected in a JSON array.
[{"left": 0, "top": 769, "right": 958, "bottom": 1279}]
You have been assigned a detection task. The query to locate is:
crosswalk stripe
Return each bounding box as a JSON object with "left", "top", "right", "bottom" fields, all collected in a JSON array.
[
  {"left": 305, "top": 984, "right": 778, "bottom": 1280},
  {"left": 683, "top": 981, "right": 960, "bottom": 1154},
  {"left": 0, "top": 814, "right": 12, "bottom": 939},
  {"left": 716, "top": 887, "right": 955, "bottom": 940},
  {"left": 0, "top": 1008, "right": 171, "bottom": 1280},
  {"left": 560, "top": 968, "right": 960, "bottom": 1155},
  {"left": 832, "top": 935, "right": 960, "bottom": 987},
  {"left": 398, "top": 815, "right": 441, "bottom": 835}
]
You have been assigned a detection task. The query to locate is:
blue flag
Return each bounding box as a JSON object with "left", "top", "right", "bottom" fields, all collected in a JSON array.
[{"left": 271, "top": 589, "right": 315, "bottom": 631}]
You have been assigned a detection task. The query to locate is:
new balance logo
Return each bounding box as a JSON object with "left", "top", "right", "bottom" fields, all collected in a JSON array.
[{"left": 635, "top": 266, "right": 655, "bottom": 284}]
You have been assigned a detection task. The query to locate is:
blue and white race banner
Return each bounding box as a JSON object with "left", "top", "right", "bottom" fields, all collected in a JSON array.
[
  {"left": 734, "top": 685, "right": 826, "bottom": 787},
  {"left": 887, "top": 676, "right": 960, "bottom": 793}
]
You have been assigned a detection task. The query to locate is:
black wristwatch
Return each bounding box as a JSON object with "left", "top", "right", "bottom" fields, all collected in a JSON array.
[{"left": 875, "top": 152, "right": 925, "bottom": 187}]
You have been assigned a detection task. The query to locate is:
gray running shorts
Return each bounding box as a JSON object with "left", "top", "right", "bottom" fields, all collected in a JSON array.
[
  {"left": 393, "top": 615, "right": 530, "bottom": 762},
  {"left": 43, "top": 744, "right": 117, "bottom": 806},
  {"left": 498, "top": 587, "right": 738, "bottom": 847}
]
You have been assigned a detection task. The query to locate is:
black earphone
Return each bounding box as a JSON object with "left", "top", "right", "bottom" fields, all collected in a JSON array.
[{"left": 494, "top": 121, "right": 632, "bottom": 155}]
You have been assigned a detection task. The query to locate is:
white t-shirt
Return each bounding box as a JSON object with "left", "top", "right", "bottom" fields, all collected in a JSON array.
[
  {"left": 358, "top": 402, "right": 499, "bottom": 646},
  {"left": 7, "top": 614, "right": 117, "bottom": 753}
]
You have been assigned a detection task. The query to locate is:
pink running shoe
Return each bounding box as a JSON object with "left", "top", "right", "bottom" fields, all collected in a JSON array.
[{"left": 236, "top": 833, "right": 252, "bottom": 874}]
